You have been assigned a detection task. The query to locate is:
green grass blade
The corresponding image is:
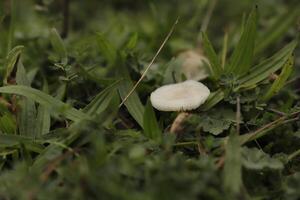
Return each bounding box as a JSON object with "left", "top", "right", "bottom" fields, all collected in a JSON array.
[
  {"left": 0, "top": 114, "right": 16, "bottom": 134},
  {"left": 255, "top": 6, "right": 300, "bottom": 54},
  {"left": 16, "top": 60, "right": 37, "bottom": 137},
  {"left": 83, "top": 80, "right": 120, "bottom": 116},
  {"left": 0, "top": 134, "right": 43, "bottom": 153},
  {"left": 125, "top": 32, "right": 138, "bottom": 50},
  {"left": 223, "top": 128, "right": 242, "bottom": 195},
  {"left": 3, "top": 45, "right": 24, "bottom": 85},
  {"left": 118, "top": 79, "right": 144, "bottom": 127},
  {"left": 20, "top": 143, "right": 33, "bottom": 166},
  {"left": 236, "top": 40, "right": 297, "bottom": 90},
  {"left": 117, "top": 63, "right": 144, "bottom": 127},
  {"left": 262, "top": 56, "right": 293, "bottom": 101},
  {"left": 35, "top": 81, "right": 51, "bottom": 136},
  {"left": 0, "top": 85, "right": 88, "bottom": 122},
  {"left": 201, "top": 32, "right": 222, "bottom": 79},
  {"left": 200, "top": 89, "right": 225, "bottom": 111},
  {"left": 96, "top": 32, "right": 117, "bottom": 65},
  {"left": 226, "top": 8, "right": 257, "bottom": 76},
  {"left": 50, "top": 28, "right": 68, "bottom": 65},
  {"left": 143, "top": 99, "right": 161, "bottom": 142},
  {"left": 35, "top": 105, "right": 51, "bottom": 136}
]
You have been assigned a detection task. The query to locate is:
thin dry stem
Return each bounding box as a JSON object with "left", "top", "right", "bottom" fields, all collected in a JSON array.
[{"left": 119, "top": 17, "right": 179, "bottom": 108}]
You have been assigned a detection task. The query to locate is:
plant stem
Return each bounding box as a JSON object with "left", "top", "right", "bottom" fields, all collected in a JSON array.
[
  {"left": 221, "top": 31, "right": 228, "bottom": 68},
  {"left": 240, "top": 111, "right": 300, "bottom": 144},
  {"left": 197, "top": 0, "right": 217, "bottom": 44},
  {"left": 119, "top": 17, "right": 179, "bottom": 108},
  {"left": 288, "top": 148, "right": 300, "bottom": 161},
  {"left": 173, "top": 141, "right": 198, "bottom": 147}
]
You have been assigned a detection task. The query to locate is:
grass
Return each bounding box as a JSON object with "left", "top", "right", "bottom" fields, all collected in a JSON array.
[{"left": 0, "top": 0, "right": 299, "bottom": 199}]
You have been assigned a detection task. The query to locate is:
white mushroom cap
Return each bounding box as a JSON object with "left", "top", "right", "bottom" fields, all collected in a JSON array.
[
  {"left": 150, "top": 80, "right": 210, "bottom": 111},
  {"left": 178, "top": 50, "right": 210, "bottom": 81}
]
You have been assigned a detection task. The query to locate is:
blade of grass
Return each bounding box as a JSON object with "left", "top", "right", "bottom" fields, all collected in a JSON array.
[
  {"left": 50, "top": 28, "right": 68, "bottom": 65},
  {"left": 226, "top": 8, "right": 257, "bottom": 76},
  {"left": 0, "top": 114, "right": 16, "bottom": 134},
  {"left": 201, "top": 31, "right": 223, "bottom": 79},
  {"left": 255, "top": 6, "right": 300, "bottom": 54},
  {"left": 221, "top": 31, "right": 228, "bottom": 68},
  {"left": 200, "top": 89, "right": 224, "bottom": 111},
  {"left": 83, "top": 80, "right": 120, "bottom": 116},
  {"left": 95, "top": 32, "right": 117, "bottom": 65},
  {"left": 118, "top": 72, "right": 144, "bottom": 127},
  {"left": 3, "top": 45, "right": 24, "bottom": 85},
  {"left": 143, "top": 99, "right": 161, "bottom": 142},
  {"left": 262, "top": 56, "right": 293, "bottom": 101},
  {"left": 235, "top": 40, "right": 297, "bottom": 90},
  {"left": 16, "top": 60, "right": 37, "bottom": 137},
  {"left": 0, "top": 85, "right": 88, "bottom": 122},
  {"left": 0, "top": 134, "right": 44, "bottom": 153},
  {"left": 35, "top": 81, "right": 51, "bottom": 136},
  {"left": 223, "top": 97, "right": 242, "bottom": 195}
]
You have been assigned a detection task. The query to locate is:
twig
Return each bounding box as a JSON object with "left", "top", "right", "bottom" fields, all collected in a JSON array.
[
  {"left": 240, "top": 117, "right": 284, "bottom": 144},
  {"left": 173, "top": 141, "right": 198, "bottom": 147},
  {"left": 240, "top": 111, "right": 300, "bottom": 144},
  {"left": 119, "top": 17, "right": 179, "bottom": 108},
  {"left": 284, "top": 75, "right": 300, "bottom": 86},
  {"left": 266, "top": 108, "right": 287, "bottom": 116},
  {"left": 200, "top": 0, "right": 217, "bottom": 32}
]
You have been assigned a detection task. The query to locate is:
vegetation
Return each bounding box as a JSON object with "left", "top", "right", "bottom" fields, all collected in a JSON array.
[{"left": 0, "top": 0, "right": 299, "bottom": 199}]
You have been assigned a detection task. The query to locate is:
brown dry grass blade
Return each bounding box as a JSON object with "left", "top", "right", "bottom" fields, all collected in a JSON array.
[{"left": 119, "top": 17, "right": 179, "bottom": 108}]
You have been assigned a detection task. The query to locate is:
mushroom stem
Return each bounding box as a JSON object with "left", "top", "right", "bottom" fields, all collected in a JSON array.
[{"left": 170, "top": 112, "right": 191, "bottom": 134}]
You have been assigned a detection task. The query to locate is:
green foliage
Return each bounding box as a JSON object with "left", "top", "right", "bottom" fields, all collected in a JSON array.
[
  {"left": 200, "top": 89, "right": 225, "bottom": 111},
  {"left": 143, "top": 100, "right": 161, "bottom": 142},
  {"left": 0, "top": 85, "right": 88, "bottom": 122},
  {"left": 255, "top": 5, "right": 300, "bottom": 54},
  {"left": 3, "top": 45, "right": 24, "bottom": 85},
  {"left": 226, "top": 8, "right": 257, "bottom": 76},
  {"left": 201, "top": 32, "right": 223, "bottom": 79},
  {"left": 235, "top": 41, "right": 297, "bottom": 90},
  {"left": 118, "top": 66, "right": 145, "bottom": 128},
  {"left": 262, "top": 56, "right": 294, "bottom": 101},
  {"left": 0, "top": 1, "right": 299, "bottom": 199},
  {"left": 49, "top": 28, "right": 68, "bottom": 65},
  {"left": 242, "top": 147, "right": 284, "bottom": 170},
  {"left": 96, "top": 32, "right": 117, "bottom": 65},
  {"left": 83, "top": 80, "right": 120, "bottom": 116},
  {"left": 193, "top": 108, "right": 235, "bottom": 135},
  {"left": 223, "top": 128, "right": 242, "bottom": 196},
  {"left": 16, "top": 60, "right": 38, "bottom": 137}
]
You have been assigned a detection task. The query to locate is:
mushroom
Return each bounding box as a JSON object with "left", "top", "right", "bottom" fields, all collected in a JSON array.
[
  {"left": 150, "top": 80, "right": 210, "bottom": 111},
  {"left": 150, "top": 80, "right": 210, "bottom": 134},
  {"left": 177, "top": 50, "right": 210, "bottom": 81}
]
